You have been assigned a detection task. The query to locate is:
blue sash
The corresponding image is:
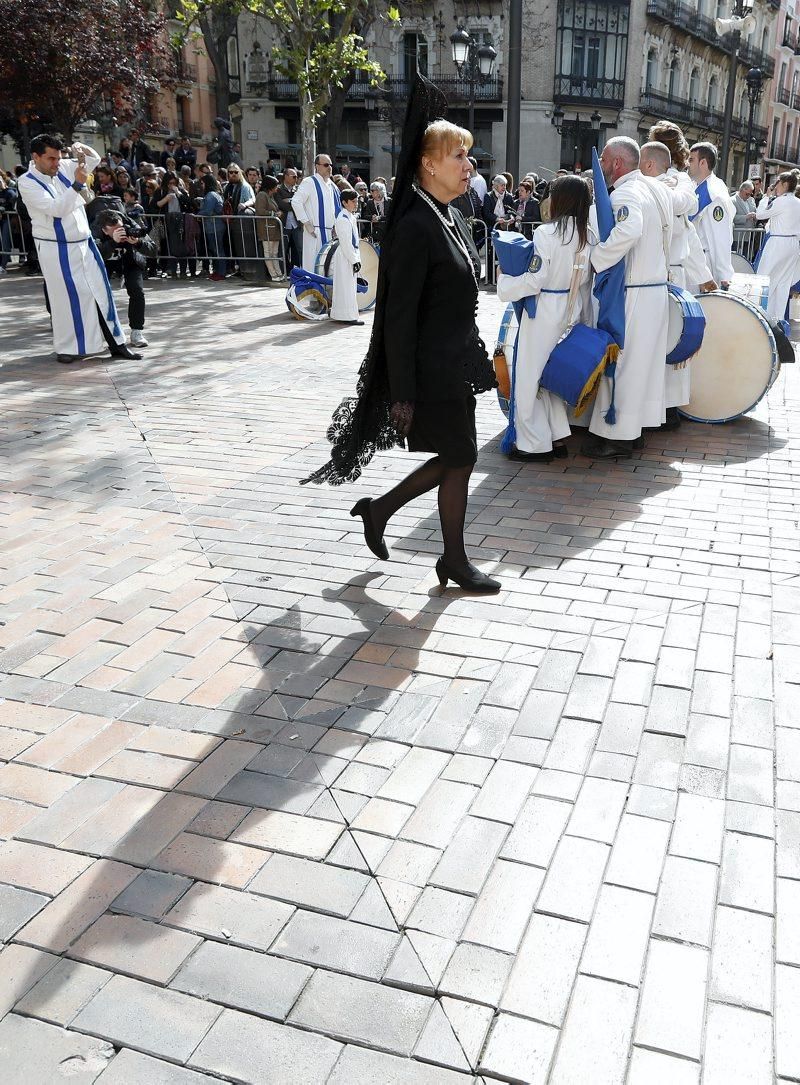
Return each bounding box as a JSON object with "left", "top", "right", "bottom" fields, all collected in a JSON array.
[
  {"left": 313, "top": 176, "right": 341, "bottom": 244},
  {"left": 689, "top": 179, "right": 711, "bottom": 223}
]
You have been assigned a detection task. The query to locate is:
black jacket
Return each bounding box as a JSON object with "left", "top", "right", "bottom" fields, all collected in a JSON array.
[
  {"left": 482, "top": 190, "right": 515, "bottom": 229},
  {"left": 363, "top": 197, "right": 391, "bottom": 243},
  {"left": 514, "top": 197, "right": 542, "bottom": 226},
  {"left": 175, "top": 146, "right": 197, "bottom": 171},
  {"left": 383, "top": 193, "right": 482, "bottom": 403},
  {"left": 275, "top": 183, "right": 297, "bottom": 220},
  {"left": 95, "top": 212, "right": 157, "bottom": 270}
]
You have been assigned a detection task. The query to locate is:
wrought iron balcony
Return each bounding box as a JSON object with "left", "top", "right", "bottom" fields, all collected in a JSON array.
[
  {"left": 782, "top": 28, "right": 798, "bottom": 50},
  {"left": 778, "top": 86, "right": 792, "bottom": 106},
  {"left": 553, "top": 75, "right": 626, "bottom": 107},
  {"left": 770, "top": 139, "right": 789, "bottom": 161},
  {"left": 264, "top": 74, "right": 503, "bottom": 104},
  {"left": 175, "top": 59, "right": 197, "bottom": 84},
  {"left": 646, "top": 0, "right": 774, "bottom": 78},
  {"left": 639, "top": 89, "right": 767, "bottom": 145}
]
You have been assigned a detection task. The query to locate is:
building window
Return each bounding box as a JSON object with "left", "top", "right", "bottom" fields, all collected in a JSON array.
[
  {"left": 689, "top": 67, "right": 699, "bottom": 103},
  {"left": 667, "top": 57, "right": 677, "bottom": 98},
  {"left": 403, "top": 32, "right": 428, "bottom": 81},
  {"left": 554, "top": 0, "right": 630, "bottom": 104},
  {"left": 780, "top": 61, "right": 788, "bottom": 94},
  {"left": 707, "top": 75, "right": 717, "bottom": 111},
  {"left": 226, "top": 35, "right": 241, "bottom": 98},
  {"left": 645, "top": 48, "right": 658, "bottom": 91}
]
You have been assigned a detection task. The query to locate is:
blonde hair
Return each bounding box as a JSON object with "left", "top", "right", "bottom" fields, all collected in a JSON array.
[{"left": 419, "top": 120, "right": 473, "bottom": 169}]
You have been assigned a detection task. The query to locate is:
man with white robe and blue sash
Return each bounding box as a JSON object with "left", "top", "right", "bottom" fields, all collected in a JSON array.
[
  {"left": 290, "top": 153, "right": 342, "bottom": 272},
  {"left": 688, "top": 141, "right": 735, "bottom": 289},
  {"left": 17, "top": 134, "right": 139, "bottom": 364}
]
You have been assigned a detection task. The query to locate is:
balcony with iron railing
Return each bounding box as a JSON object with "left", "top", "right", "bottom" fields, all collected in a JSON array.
[
  {"left": 646, "top": 0, "right": 775, "bottom": 78},
  {"left": 262, "top": 74, "right": 503, "bottom": 104},
  {"left": 553, "top": 75, "right": 626, "bottom": 107},
  {"left": 778, "top": 86, "right": 792, "bottom": 106},
  {"left": 176, "top": 59, "right": 197, "bottom": 84},
  {"left": 782, "top": 27, "right": 798, "bottom": 51},
  {"left": 770, "top": 139, "right": 789, "bottom": 161},
  {"left": 639, "top": 89, "right": 768, "bottom": 144}
]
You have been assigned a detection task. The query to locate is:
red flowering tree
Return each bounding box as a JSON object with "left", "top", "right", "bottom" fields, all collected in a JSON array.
[{"left": 0, "top": 0, "right": 176, "bottom": 154}]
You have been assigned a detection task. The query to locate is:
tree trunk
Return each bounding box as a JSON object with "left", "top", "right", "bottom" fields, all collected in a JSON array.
[
  {"left": 321, "top": 78, "right": 352, "bottom": 162},
  {"left": 198, "top": 7, "right": 239, "bottom": 120},
  {"left": 301, "top": 97, "right": 317, "bottom": 174}
]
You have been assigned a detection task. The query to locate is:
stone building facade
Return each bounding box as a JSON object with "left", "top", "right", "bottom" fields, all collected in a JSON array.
[{"left": 765, "top": 0, "right": 800, "bottom": 176}]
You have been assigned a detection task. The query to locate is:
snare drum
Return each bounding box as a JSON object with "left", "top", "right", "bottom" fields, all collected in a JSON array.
[
  {"left": 728, "top": 273, "right": 770, "bottom": 313},
  {"left": 316, "top": 239, "right": 380, "bottom": 311},
  {"left": 666, "top": 284, "right": 705, "bottom": 364},
  {"left": 678, "top": 292, "right": 780, "bottom": 424},
  {"left": 495, "top": 304, "right": 518, "bottom": 418}
]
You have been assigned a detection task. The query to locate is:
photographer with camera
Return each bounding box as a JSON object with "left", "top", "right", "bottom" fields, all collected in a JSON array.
[{"left": 94, "top": 209, "right": 157, "bottom": 348}]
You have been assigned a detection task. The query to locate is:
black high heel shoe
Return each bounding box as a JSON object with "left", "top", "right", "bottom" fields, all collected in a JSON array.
[
  {"left": 350, "top": 498, "right": 389, "bottom": 560},
  {"left": 436, "top": 557, "right": 501, "bottom": 593}
]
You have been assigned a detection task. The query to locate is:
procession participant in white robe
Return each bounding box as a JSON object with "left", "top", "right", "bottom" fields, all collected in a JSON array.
[
  {"left": 17, "top": 134, "right": 139, "bottom": 364},
  {"left": 290, "top": 153, "right": 342, "bottom": 271},
  {"left": 330, "top": 190, "right": 364, "bottom": 325},
  {"left": 688, "top": 141, "right": 735, "bottom": 289},
  {"left": 497, "top": 175, "right": 594, "bottom": 461},
  {"left": 582, "top": 137, "right": 672, "bottom": 459},
  {"left": 754, "top": 171, "right": 800, "bottom": 322}
]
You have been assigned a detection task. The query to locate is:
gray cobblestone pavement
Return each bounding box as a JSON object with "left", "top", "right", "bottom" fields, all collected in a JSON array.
[{"left": 0, "top": 272, "right": 798, "bottom": 1083}]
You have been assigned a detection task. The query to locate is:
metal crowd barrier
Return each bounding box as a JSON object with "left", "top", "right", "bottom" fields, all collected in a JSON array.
[
  {"left": 140, "top": 213, "right": 288, "bottom": 283},
  {"left": 0, "top": 210, "right": 29, "bottom": 263},
  {"left": 732, "top": 226, "right": 764, "bottom": 266}
]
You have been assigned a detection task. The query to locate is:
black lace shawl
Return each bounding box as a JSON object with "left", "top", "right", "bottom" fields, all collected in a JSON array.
[{"left": 301, "top": 74, "right": 494, "bottom": 487}]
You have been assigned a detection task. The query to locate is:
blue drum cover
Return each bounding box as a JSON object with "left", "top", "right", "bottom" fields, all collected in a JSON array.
[{"left": 666, "top": 284, "right": 705, "bottom": 364}]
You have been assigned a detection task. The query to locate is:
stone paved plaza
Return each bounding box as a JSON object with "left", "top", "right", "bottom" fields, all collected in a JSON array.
[{"left": 0, "top": 272, "right": 799, "bottom": 1084}]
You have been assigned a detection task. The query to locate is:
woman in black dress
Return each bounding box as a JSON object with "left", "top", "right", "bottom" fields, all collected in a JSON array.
[{"left": 304, "top": 77, "right": 499, "bottom": 593}]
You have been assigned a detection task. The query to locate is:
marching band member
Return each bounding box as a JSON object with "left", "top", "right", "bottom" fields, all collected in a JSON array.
[
  {"left": 330, "top": 189, "right": 364, "bottom": 325},
  {"left": 496, "top": 176, "right": 594, "bottom": 461},
  {"left": 18, "top": 134, "right": 140, "bottom": 364},
  {"left": 582, "top": 137, "right": 672, "bottom": 459},
  {"left": 754, "top": 171, "right": 800, "bottom": 323},
  {"left": 291, "top": 153, "right": 342, "bottom": 271},
  {"left": 688, "top": 141, "right": 735, "bottom": 289}
]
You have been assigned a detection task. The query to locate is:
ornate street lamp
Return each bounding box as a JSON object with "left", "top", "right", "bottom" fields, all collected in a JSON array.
[
  {"left": 718, "top": 0, "right": 757, "bottom": 182},
  {"left": 450, "top": 24, "right": 497, "bottom": 137},
  {"left": 743, "top": 66, "right": 764, "bottom": 178}
]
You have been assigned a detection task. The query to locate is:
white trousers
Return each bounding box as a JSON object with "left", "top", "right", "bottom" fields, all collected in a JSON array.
[{"left": 36, "top": 235, "right": 124, "bottom": 355}]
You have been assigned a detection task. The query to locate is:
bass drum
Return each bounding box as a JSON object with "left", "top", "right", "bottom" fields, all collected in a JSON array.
[
  {"left": 315, "top": 238, "right": 380, "bottom": 311},
  {"left": 678, "top": 292, "right": 780, "bottom": 424},
  {"left": 286, "top": 282, "right": 329, "bottom": 322},
  {"left": 495, "top": 303, "right": 518, "bottom": 418},
  {"left": 731, "top": 251, "right": 754, "bottom": 275}
]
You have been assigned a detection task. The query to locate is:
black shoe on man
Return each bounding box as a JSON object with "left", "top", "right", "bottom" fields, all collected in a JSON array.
[{"left": 108, "top": 344, "right": 142, "bottom": 360}]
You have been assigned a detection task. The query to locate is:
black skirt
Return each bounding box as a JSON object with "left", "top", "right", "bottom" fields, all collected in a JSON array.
[{"left": 407, "top": 395, "right": 477, "bottom": 467}]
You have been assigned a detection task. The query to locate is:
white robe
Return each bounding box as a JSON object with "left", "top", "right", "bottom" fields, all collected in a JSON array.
[
  {"left": 755, "top": 192, "right": 800, "bottom": 321},
  {"left": 496, "top": 223, "right": 594, "bottom": 453},
  {"left": 291, "top": 174, "right": 341, "bottom": 271},
  {"left": 692, "top": 172, "right": 735, "bottom": 286},
  {"left": 589, "top": 170, "right": 672, "bottom": 441},
  {"left": 330, "top": 209, "right": 360, "bottom": 322},
  {"left": 654, "top": 168, "right": 701, "bottom": 409},
  {"left": 18, "top": 149, "right": 125, "bottom": 356}
]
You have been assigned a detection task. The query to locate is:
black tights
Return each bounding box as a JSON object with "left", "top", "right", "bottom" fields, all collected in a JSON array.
[{"left": 370, "top": 456, "right": 473, "bottom": 569}]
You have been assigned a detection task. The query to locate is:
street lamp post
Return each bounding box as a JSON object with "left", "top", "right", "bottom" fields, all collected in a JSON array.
[
  {"left": 742, "top": 66, "right": 763, "bottom": 179},
  {"left": 719, "top": 0, "right": 755, "bottom": 183},
  {"left": 450, "top": 25, "right": 497, "bottom": 139}
]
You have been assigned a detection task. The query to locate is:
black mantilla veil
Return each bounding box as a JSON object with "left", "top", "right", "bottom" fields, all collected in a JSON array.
[{"left": 300, "top": 72, "right": 451, "bottom": 487}]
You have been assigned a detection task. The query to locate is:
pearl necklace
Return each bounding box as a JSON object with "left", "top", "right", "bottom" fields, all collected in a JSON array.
[{"left": 413, "top": 184, "right": 479, "bottom": 290}]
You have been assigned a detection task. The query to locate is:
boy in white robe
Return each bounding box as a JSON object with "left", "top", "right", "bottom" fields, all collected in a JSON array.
[
  {"left": 18, "top": 134, "right": 139, "bottom": 363},
  {"left": 290, "top": 154, "right": 342, "bottom": 271},
  {"left": 330, "top": 191, "right": 364, "bottom": 325},
  {"left": 688, "top": 141, "right": 735, "bottom": 289}
]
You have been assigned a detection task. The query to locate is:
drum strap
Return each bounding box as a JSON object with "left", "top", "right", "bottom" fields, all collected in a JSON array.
[{"left": 561, "top": 250, "right": 587, "bottom": 335}]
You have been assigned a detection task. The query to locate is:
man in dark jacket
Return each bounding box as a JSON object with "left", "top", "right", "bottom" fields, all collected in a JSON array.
[
  {"left": 513, "top": 179, "right": 541, "bottom": 236},
  {"left": 275, "top": 167, "right": 301, "bottom": 268},
  {"left": 94, "top": 209, "right": 157, "bottom": 348},
  {"left": 363, "top": 182, "right": 391, "bottom": 244},
  {"left": 482, "top": 175, "right": 515, "bottom": 230},
  {"left": 174, "top": 137, "right": 197, "bottom": 172},
  {"left": 128, "top": 129, "right": 154, "bottom": 173}
]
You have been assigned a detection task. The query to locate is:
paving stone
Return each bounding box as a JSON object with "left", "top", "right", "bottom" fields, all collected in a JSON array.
[
  {"left": 604, "top": 813, "right": 670, "bottom": 893},
  {"left": 479, "top": 1013, "right": 558, "bottom": 1083},
  {"left": 69, "top": 913, "right": 201, "bottom": 984},
  {"left": 231, "top": 808, "right": 342, "bottom": 859},
  {"left": 190, "top": 1007, "right": 342, "bottom": 1083},
  {"left": 566, "top": 776, "right": 628, "bottom": 844},
  {"left": 249, "top": 851, "right": 368, "bottom": 916},
  {"left": 727, "top": 743, "right": 774, "bottom": 806},
  {"left": 669, "top": 793, "right": 726, "bottom": 864},
  {"left": 377, "top": 840, "right": 441, "bottom": 886},
  {"left": 543, "top": 717, "right": 599, "bottom": 774},
  {"left": 536, "top": 835, "right": 609, "bottom": 922},
  {"left": 111, "top": 869, "right": 192, "bottom": 919},
  {"left": 0, "top": 1012, "right": 114, "bottom": 1081},
  {"left": 440, "top": 942, "right": 512, "bottom": 1005},
  {"left": 153, "top": 831, "right": 269, "bottom": 888},
  {"left": 501, "top": 913, "right": 586, "bottom": 1026},
  {"left": 327, "top": 1044, "right": 473, "bottom": 1084},
  {"left": 500, "top": 795, "right": 571, "bottom": 867},
  {"left": 406, "top": 886, "right": 475, "bottom": 940},
  {"left": 626, "top": 1047, "right": 700, "bottom": 1085},
  {"left": 171, "top": 938, "right": 310, "bottom": 1020},
  {"left": 19, "top": 776, "right": 124, "bottom": 846},
  {"left": 0, "top": 838, "right": 90, "bottom": 895},
  {"left": 383, "top": 936, "right": 433, "bottom": 992},
  {"left": 73, "top": 974, "right": 221, "bottom": 1062},
  {"left": 652, "top": 855, "right": 718, "bottom": 947},
  {"left": 776, "top": 963, "right": 800, "bottom": 1080},
  {"left": 462, "top": 858, "right": 544, "bottom": 953},
  {"left": 777, "top": 877, "right": 800, "bottom": 965},
  {"left": 0, "top": 882, "right": 47, "bottom": 939},
  {"left": 632, "top": 732, "right": 683, "bottom": 789},
  {"left": 580, "top": 884, "right": 654, "bottom": 986},
  {"left": 429, "top": 816, "right": 508, "bottom": 895},
  {"left": 440, "top": 753, "right": 494, "bottom": 786},
  {"left": 719, "top": 830, "right": 775, "bottom": 914},
  {"left": 376, "top": 747, "right": 450, "bottom": 804},
  {"left": 703, "top": 1002, "right": 773, "bottom": 1085},
  {"left": 290, "top": 970, "right": 433, "bottom": 1056},
  {"left": 349, "top": 878, "right": 398, "bottom": 930},
  {"left": 15, "top": 958, "right": 111, "bottom": 1026},
  {"left": 413, "top": 1000, "right": 470, "bottom": 1072},
  {"left": 634, "top": 939, "right": 708, "bottom": 1059},
  {"left": 163, "top": 882, "right": 293, "bottom": 950},
  {"left": 469, "top": 760, "right": 538, "bottom": 824},
  {"left": 400, "top": 780, "right": 477, "bottom": 849},
  {"left": 96, "top": 1049, "right": 221, "bottom": 1084},
  {"left": 549, "top": 974, "right": 637, "bottom": 1085},
  {"left": 0, "top": 943, "right": 58, "bottom": 1016},
  {"left": 778, "top": 810, "right": 800, "bottom": 878},
  {"left": 271, "top": 909, "right": 399, "bottom": 979},
  {"left": 596, "top": 702, "right": 646, "bottom": 756},
  {"left": 709, "top": 905, "right": 773, "bottom": 1012}
]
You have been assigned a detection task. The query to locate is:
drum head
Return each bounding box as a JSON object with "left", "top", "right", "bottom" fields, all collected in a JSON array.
[
  {"left": 357, "top": 240, "right": 379, "bottom": 311},
  {"left": 495, "top": 303, "right": 519, "bottom": 418},
  {"left": 679, "top": 293, "right": 778, "bottom": 423},
  {"left": 731, "top": 252, "right": 754, "bottom": 275},
  {"left": 666, "top": 292, "right": 685, "bottom": 355}
]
